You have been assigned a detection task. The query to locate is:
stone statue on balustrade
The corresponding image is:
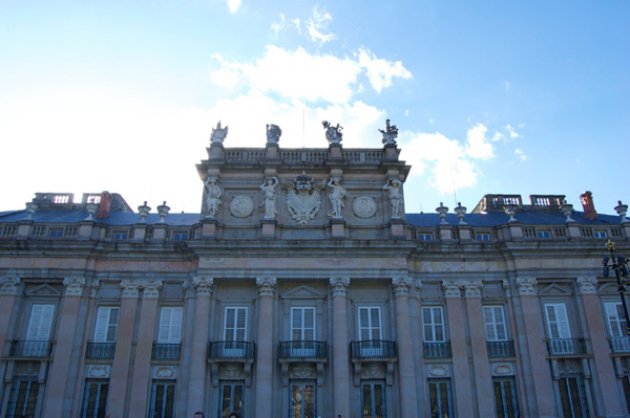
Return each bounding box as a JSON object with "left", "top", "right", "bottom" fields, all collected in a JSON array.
[
  {"left": 327, "top": 177, "right": 346, "bottom": 219},
  {"left": 379, "top": 119, "right": 398, "bottom": 146},
  {"left": 210, "top": 121, "right": 229, "bottom": 144},
  {"left": 260, "top": 176, "right": 279, "bottom": 219},
  {"left": 383, "top": 178, "right": 403, "bottom": 218},
  {"left": 322, "top": 120, "right": 343, "bottom": 145},
  {"left": 266, "top": 124, "right": 282, "bottom": 145},
  {"left": 204, "top": 176, "right": 222, "bottom": 218}
]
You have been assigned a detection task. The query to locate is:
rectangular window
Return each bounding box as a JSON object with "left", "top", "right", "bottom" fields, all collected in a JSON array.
[
  {"left": 290, "top": 380, "right": 316, "bottom": 418},
  {"left": 544, "top": 303, "right": 571, "bottom": 339},
  {"left": 428, "top": 378, "right": 454, "bottom": 418},
  {"left": 605, "top": 302, "right": 628, "bottom": 337},
  {"left": 622, "top": 376, "right": 630, "bottom": 414},
  {"left": 81, "top": 379, "right": 109, "bottom": 418},
  {"left": 291, "top": 307, "right": 315, "bottom": 341},
  {"left": 26, "top": 303, "right": 55, "bottom": 343},
  {"left": 594, "top": 230, "right": 608, "bottom": 239},
  {"left": 6, "top": 378, "right": 40, "bottom": 418},
  {"left": 361, "top": 380, "right": 386, "bottom": 418},
  {"left": 158, "top": 307, "right": 183, "bottom": 344},
  {"left": 476, "top": 232, "right": 491, "bottom": 241},
  {"left": 422, "top": 307, "right": 445, "bottom": 342},
  {"left": 537, "top": 230, "right": 552, "bottom": 239},
  {"left": 494, "top": 377, "right": 519, "bottom": 418},
  {"left": 149, "top": 380, "right": 176, "bottom": 418},
  {"left": 224, "top": 307, "right": 247, "bottom": 342},
  {"left": 48, "top": 227, "right": 64, "bottom": 238},
  {"left": 558, "top": 376, "right": 589, "bottom": 418},
  {"left": 93, "top": 307, "right": 119, "bottom": 343},
  {"left": 483, "top": 305, "right": 508, "bottom": 341},
  {"left": 358, "top": 307, "right": 381, "bottom": 341},
  {"left": 220, "top": 382, "right": 243, "bottom": 418},
  {"left": 418, "top": 233, "right": 433, "bottom": 241}
]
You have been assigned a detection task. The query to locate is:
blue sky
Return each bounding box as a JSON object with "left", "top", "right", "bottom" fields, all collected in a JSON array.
[{"left": 1, "top": 1, "right": 629, "bottom": 216}]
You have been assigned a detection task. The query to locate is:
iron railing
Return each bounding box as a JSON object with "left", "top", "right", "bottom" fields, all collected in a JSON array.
[
  {"left": 152, "top": 343, "right": 181, "bottom": 361},
  {"left": 208, "top": 341, "right": 256, "bottom": 360},
  {"left": 547, "top": 338, "right": 587, "bottom": 356},
  {"left": 10, "top": 340, "right": 51, "bottom": 358},
  {"left": 423, "top": 341, "right": 452, "bottom": 359},
  {"left": 487, "top": 340, "right": 516, "bottom": 358},
  {"left": 278, "top": 341, "right": 327, "bottom": 359},
  {"left": 350, "top": 340, "right": 396, "bottom": 359},
  {"left": 610, "top": 336, "right": 630, "bottom": 353},
  {"left": 85, "top": 342, "right": 116, "bottom": 359}
]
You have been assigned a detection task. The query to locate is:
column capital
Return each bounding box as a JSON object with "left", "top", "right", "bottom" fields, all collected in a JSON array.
[
  {"left": 140, "top": 279, "right": 163, "bottom": 298},
  {"left": 121, "top": 279, "right": 141, "bottom": 298},
  {"left": 0, "top": 276, "right": 20, "bottom": 295},
  {"left": 329, "top": 277, "right": 350, "bottom": 296},
  {"left": 63, "top": 277, "right": 86, "bottom": 296},
  {"left": 392, "top": 276, "right": 412, "bottom": 296},
  {"left": 515, "top": 277, "right": 538, "bottom": 296},
  {"left": 442, "top": 279, "right": 461, "bottom": 298},
  {"left": 256, "top": 277, "right": 277, "bottom": 296},
  {"left": 461, "top": 279, "right": 483, "bottom": 298},
  {"left": 577, "top": 276, "right": 598, "bottom": 295},
  {"left": 193, "top": 276, "right": 215, "bottom": 297}
]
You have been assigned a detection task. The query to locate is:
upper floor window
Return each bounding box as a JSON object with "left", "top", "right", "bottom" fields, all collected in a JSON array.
[
  {"left": 604, "top": 302, "right": 628, "bottom": 337},
  {"left": 483, "top": 305, "right": 508, "bottom": 341},
  {"left": 594, "top": 230, "right": 608, "bottom": 239},
  {"left": 93, "top": 306, "right": 120, "bottom": 343},
  {"left": 158, "top": 307, "right": 183, "bottom": 344},
  {"left": 476, "top": 232, "right": 492, "bottom": 242},
  {"left": 26, "top": 304, "right": 55, "bottom": 341},
  {"left": 422, "top": 306, "right": 445, "bottom": 342},
  {"left": 537, "top": 230, "right": 552, "bottom": 239},
  {"left": 291, "top": 307, "right": 315, "bottom": 341},
  {"left": 418, "top": 233, "right": 433, "bottom": 241},
  {"left": 224, "top": 307, "right": 247, "bottom": 342},
  {"left": 358, "top": 307, "right": 381, "bottom": 341},
  {"left": 544, "top": 303, "right": 571, "bottom": 339}
]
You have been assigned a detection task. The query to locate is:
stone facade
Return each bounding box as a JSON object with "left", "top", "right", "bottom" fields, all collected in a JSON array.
[{"left": 1, "top": 125, "right": 630, "bottom": 418}]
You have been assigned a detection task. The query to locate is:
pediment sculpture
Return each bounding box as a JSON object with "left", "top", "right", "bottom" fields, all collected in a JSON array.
[{"left": 287, "top": 173, "right": 321, "bottom": 225}]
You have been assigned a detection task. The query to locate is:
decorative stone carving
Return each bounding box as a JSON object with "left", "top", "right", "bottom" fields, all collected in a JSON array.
[
  {"left": 260, "top": 176, "right": 279, "bottom": 220},
  {"left": 379, "top": 119, "right": 398, "bottom": 146},
  {"left": 322, "top": 120, "right": 343, "bottom": 145},
  {"left": 577, "top": 276, "right": 597, "bottom": 294},
  {"left": 329, "top": 277, "right": 350, "bottom": 296},
  {"left": 454, "top": 202, "right": 467, "bottom": 225},
  {"left": 615, "top": 200, "right": 629, "bottom": 223},
  {"left": 204, "top": 176, "right": 222, "bottom": 218},
  {"left": 505, "top": 205, "right": 518, "bottom": 223},
  {"left": 256, "top": 277, "right": 277, "bottom": 296},
  {"left": 63, "top": 277, "right": 85, "bottom": 296},
  {"left": 291, "top": 365, "right": 316, "bottom": 379},
  {"left": 287, "top": 173, "right": 321, "bottom": 225},
  {"left": 25, "top": 201, "right": 38, "bottom": 220},
  {"left": 442, "top": 280, "right": 461, "bottom": 298},
  {"left": 383, "top": 178, "right": 403, "bottom": 219},
  {"left": 561, "top": 200, "right": 575, "bottom": 223},
  {"left": 210, "top": 121, "right": 228, "bottom": 144},
  {"left": 229, "top": 195, "right": 254, "bottom": 219},
  {"left": 220, "top": 364, "right": 244, "bottom": 380},
  {"left": 327, "top": 177, "right": 346, "bottom": 219},
  {"left": 266, "top": 124, "right": 282, "bottom": 145},
  {"left": 492, "top": 363, "right": 514, "bottom": 376},
  {"left": 352, "top": 196, "right": 377, "bottom": 219},
  {"left": 461, "top": 279, "right": 483, "bottom": 298},
  {"left": 428, "top": 365, "right": 450, "bottom": 377},
  {"left": 436, "top": 202, "right": 449, "bottom": 224},
  {"left": 120, "top": 280, "right": 141, "bottom": 298},
  {"left": 392, "top": 276, "right": 412, "bottom": 296},
  {"left": 0, "top": 276, "right": 20, "bottom": 295},
  {"left": 87, "top": 365, "right": 111, "bottom": 378},
  {"left": 154, "top": 366, "right": 177, "bottom": 379},
  {"left": 515, "top": 277, "right": 538, "bottom": 296},
  {"left": 157, "top": 201, "right": 170, "bottom": 223},
  {"left": 361, "top": 363, "right": 385, "bottom": 379},
  {"left": 138, "top": 201, "right": 151, "bottom": 223},
  {"left": 193, "top": 276, "right": 214, "bottom": 297},
  {"left": 141, "top": 279, "right": 163, "bottom": 298}
]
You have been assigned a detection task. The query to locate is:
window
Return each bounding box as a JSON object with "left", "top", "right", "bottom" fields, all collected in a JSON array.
[
  {"left": 558, "top": 376, "right": 589, "bottom": 418},
  {"left": 291, "top": 307, "right": 316, "bottom": 356},
  {"left": 81, "top": 379, "right": 109, "bottom": 418},
  {"left": 537, "top": 230, "right": 552, "bottom": 239},
  {"left": 158, "top": 307, "right": 183, "bottom": 344},
  {"left": 594, "top": 230, "right": 608, "bottom": 239},
  {"left": 48, "top": 227, "right": 64, "bottom": 238},
  {"left": 290, "top": 380, "right": 316, "bottom": 418},
  {"left": 23, "top": 304, "right": 55, "bottom": 356},
  {"left": 622, "top": 376, "right": 630, "bottom": 414},
  {"left": 605, "top": 302, "right": 628, "bottom": 337},
  {"left": 358, "top": 307, "right": 382, "bottom": 356},
  {"left": 418, "top": 233, "right": 433, "bottom": 241},
  {"left": 93, "top": 307, "right": 119, "bottom": 343},
  {"left": 361, "top": 380, "right": 386, "bottom": 418},
  {"left": 422, "top": 307, "right": 445, "bottom": 342},
  {"left": 428, "top": 379, "right": 454, "bottom": 418},
  {"left": 172, "top": 231, "right": 189, "bottom": 240},
  {"left": 493, "top": 377, "right": 519, "bottom": 418},
  {"left": 6, "top": 378, "right": 40, "bottom": 418},
  {"left": 111, "top": 230, "right": 128, "bottom": 240},
  {"left": 223, "top": 307, "right": 248, "bottom": 357},
  {"left": 476, "top": 232, "right": 491, "bottom": 241},
  {"left": 149, "top": 380, "right": 176, "bottom": 418},
  {"left": 545, "top": 303, "right": 574, "bottom": 355},
  {"left": 220, "top": 382, "right": 243, "bottom": 418},
  {"left": 483, "top": 305, "right": 508, "bottom": 341}
]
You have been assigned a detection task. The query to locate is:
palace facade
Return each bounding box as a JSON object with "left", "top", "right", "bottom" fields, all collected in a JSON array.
[{"left": 1, "top": 122, "right": 630, "bottom": 418}]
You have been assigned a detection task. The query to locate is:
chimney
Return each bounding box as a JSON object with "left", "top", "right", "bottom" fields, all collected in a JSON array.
[
  {"left": 579, "top": 191, "right": 597, "bottom": 220},
  {"left": 96, "top": 191, "right": 112, "bottom": 219}
]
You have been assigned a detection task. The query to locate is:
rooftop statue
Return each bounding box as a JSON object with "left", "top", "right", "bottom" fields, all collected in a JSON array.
[
  {"left": 379, "top": 119, "right": 398, "bottom": 146},
  {"left": 210, "top": 121, "right": 229, "bottom": 144},
  {"left": 204, "top": 176, "right": 222, "bottom": 218},
  {"left": 266, "top": 124, "right": 282, "bottom": 145},
  {"left": 322, "top": 120, "right": 343, "bottom": 145}
]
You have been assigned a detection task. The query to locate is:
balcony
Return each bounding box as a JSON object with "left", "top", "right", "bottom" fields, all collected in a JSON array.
[
  {"left": 85, "top": 342, "right": 116, "bottom": 359},
  {"left": 423, "top": 341, "right": 452, "bottom": 359},
  {"left": 547, "top": 338, "right": 587, "bottom": 356},
  {"left": 350, "top": 340, "right": 397, "bottom": 360},
  {"left": 208, "top": 341, "right": 256, "bottom": 361},
  {"left": 487, "top": 340, "right": 516, "bottom": 358},
  {"left": 278, "top": 341, "right": 328, "bottom": 360},
  {"left": 610, "top": 336, "right": 630, "bottom": 353},
  {"left": 152, "top": 343, "right": 181, "bottom": 361},
  {"left": 10, "top": 340, "right": 51, "bottom": 358}
]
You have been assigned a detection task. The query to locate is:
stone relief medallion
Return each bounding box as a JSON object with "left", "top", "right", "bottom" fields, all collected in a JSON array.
[
  {"left": 287, "top": 173, "right": 321, "bottom": 225},
  {"left": 229, "top": 195, "right": 254, "bottom": 218},
  {"left": 87, "top": 365, "right": 111, "bottom": 378},
  {"left": 352, "top": 196, "right": 377, "bottom": 219},
  {"left": 154, "top": 366, "right": 177, "bottom": 379}
]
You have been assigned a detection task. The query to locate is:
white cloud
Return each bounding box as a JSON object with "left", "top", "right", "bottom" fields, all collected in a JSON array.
[
  {"left": 464, "top": 123, "right": 496, "bottom": 159},
  {"left": 357, "top": 48, "right": 412, "bottom": 93},
  {"left": 514, "top": 148, "right": 527, "bottom": 162},
  {"left": 271, "top": 14, "right": 286, "bottom": 37},
  {"left": 226, "top": 0, "right": 241, "bottom": 13},
  {"left": 505, "top": 123, "right": 521, "bottom": 139},
  {"left": 306, "top": 6, "right": 335, "bottom": 44}
]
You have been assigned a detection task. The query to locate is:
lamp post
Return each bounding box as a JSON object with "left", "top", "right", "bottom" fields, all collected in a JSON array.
[{"left": 603, "top": 240, "right": 630, "bottom": 335}]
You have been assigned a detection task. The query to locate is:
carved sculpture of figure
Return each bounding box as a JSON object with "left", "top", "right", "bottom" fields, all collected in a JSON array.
[
  {"left": 204, "top": 176, "right": 222, "bottom": 217},
  {"left": 260, "top": 176, "right": 279, "bottom": 219},
  {"left": 378, "top": 118, "right": 399, "bottom": 146},
  {"left": 322, "top": 120, "right": 343, "bottom": 145},
  {"left": 383, "top": 178, "right": 403, "bottom": 218},
  {"left": 266, "top": 124, "right": 282, "bottom": 145},
  {"left": 210, "top": 121, "right": 229, "bottom": 144},
  {"left": 327, "top": 177, "right": 346, "bottom": 219}
]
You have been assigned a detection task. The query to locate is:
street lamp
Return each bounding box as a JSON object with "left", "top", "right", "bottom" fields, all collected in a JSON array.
[{"left": 603, "top": 240, "right": 630, "bottom": 335}]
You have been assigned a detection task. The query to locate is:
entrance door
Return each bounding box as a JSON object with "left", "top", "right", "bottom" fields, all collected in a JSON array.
[
  {"left": 290, "top": 380, "right": 315, "bottom": 418},
  {"left": 220, "top": 382, "right": 243, "bottom": 418},
  {"left": 361, "top": 380, "right": 386, "bottom": 418}
]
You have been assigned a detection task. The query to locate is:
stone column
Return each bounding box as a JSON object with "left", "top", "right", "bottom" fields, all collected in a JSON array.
[
  {"left": 462, "top": 280, "right": 496, "bottom": 417},
  {"left": 108, "top": 280, "right": 142, "bottom": 418},
  {"left": 442, "top": 280, "right": 474, "bottom": 416},
  {"left": 187, "top": 276, "right": 214, "bottom": 417},
  {"left": 392, "top": 276, "right": 419, "bottom": 418},
  {"left": 44, "top": 277, "right": 85, "bottom": 418},
  {"left": 0, "top": 276, "right": 20, "bottom": 362},
  {"left": 577, "top": 276, "right": 625, "bottom": 416},
  {"left": 128, "top": 279, "right": 163, "bottom": 418},
  {"left": 330, "top": 277, "right": 351, "bottom": 418},
  {"left": 254, "top": 277, "right": 276, "bottom": 418},
  {"left": 515, "top": 277, "right": 556, "bottom": 418}
]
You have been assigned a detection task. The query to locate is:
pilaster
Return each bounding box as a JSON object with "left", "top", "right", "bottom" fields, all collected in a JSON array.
[
  {"left": 0, "top": 276, "right": 20, "bottom": 363},
  {"left": 330, "top": 276, "right": 351, "bottom": 418},
  {"left": 254, "top": 277, "right": 276, "bottom": 418}
]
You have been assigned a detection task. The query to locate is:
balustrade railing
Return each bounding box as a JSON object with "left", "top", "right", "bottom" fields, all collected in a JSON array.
[
  {"left": 350, "top": 340, "right": 396, "bottom": 359},
  {"left": 152, "top": 343, "right": 181, "bottom": 361},
  {"left": 422, "top": 341, "right": 452, "bottom": 359},
  {"left": 487, "top": 340, "right": 515, "bottom": 358},
  {"left": 547, "top": 338, "right": 586, "bottom": 356},
  {"left": 208, "top": 341, "right": 256, "bottom": 360},
  {"left": 610, "top": 336, "right": 630, "bottom": 353},
  {"left": 85, "top": 342, "right": 116, "bottom": 359},
  {"left": 278, "top": 341, "right": 327, "bottom": 359},
  {"left": 10, "top": 340, "right": 51, "bottom": 358}
]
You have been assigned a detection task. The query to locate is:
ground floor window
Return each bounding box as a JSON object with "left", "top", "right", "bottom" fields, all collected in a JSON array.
[
  {"left": 6, "top": 377, "right": 40, "bottom": 418},
  {"left": 428, "top": 378, "right": 454, "bottom": 418},
  {"left": 558, "top": 376, "right": 589, "bottom": 418},
  {"left": 220, "top": 381, "right": 244, "bottom": 418},
  {"left": 361, "top": 380, "right": 386, "bottom": 418},
  {"left": 290, "top": 380, "right": 315, "bottom": 418},
  {"left": 493, "top": 377, "right": 519, "bottom": 418},
  {"left": 81, "top": 379, "right": 109, "bottom": 418},
  {"left": 149, "top": 380, "right": 176, "bottom": 418}
]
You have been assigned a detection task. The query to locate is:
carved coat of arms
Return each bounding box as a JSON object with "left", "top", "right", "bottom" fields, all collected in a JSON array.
[{"left": 287, "top": 173, "right": 321, "bottom": 225}]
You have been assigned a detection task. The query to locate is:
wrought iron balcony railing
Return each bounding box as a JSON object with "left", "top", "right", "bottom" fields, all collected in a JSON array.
[
  {"left": 85, "top": 342, "right": 116, "bottom": 359},
  {"left": 547, "top": 338, "right": 587, "bottom": 356},
  {"left": 208, "top": 341, "right": 256, "bottom": 360},
  {"left": 487, "top": 340, "right": 516, "bottom": 358},
  {"left": 10, "top": 340, "right": 51, "bottom": 358},
  {"left": 350, "top": 340, "right": 397, "bottom": 360},
  {"left": 278, "top": 341, "right": 327, "bottom": 359},
  {"left": 610, "top": 336, "right": 630, "bottom": 353},
  {"left": 423, "top": 341, "right": 452, "bottom": 359},
  {"left": 152, "top": 343, "right": 181, "bottom": 361}
]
